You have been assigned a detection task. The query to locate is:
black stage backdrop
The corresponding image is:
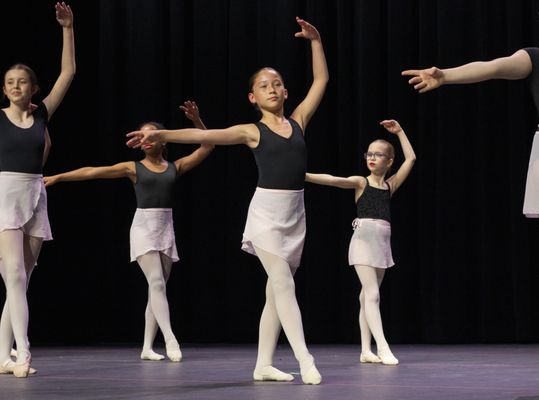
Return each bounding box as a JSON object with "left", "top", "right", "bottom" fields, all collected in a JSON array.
[{"left": 2, "top": 0, "right": 539, "bottom": 345}]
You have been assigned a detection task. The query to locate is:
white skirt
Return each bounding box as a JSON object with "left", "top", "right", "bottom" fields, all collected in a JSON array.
[
  {"left": 129, "top": 208, "right": 179, "bottom": 262},
  {"left": 523, "top": 131, "right": 539, "bottom": 218},
  {"left": 348, "top": 218, "right": 394, "bottom": 269},
  {"left": 242, "top": 187, "right": 305, "bottom": 268},
  {"left": 0, "top": 171, "right": 52, "bottom": 240}
]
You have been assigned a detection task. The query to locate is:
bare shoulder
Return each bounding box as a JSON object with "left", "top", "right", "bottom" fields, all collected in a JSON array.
[
  {"left": 512, "top": 49, "right": 533, "bottom": 64},
  {"left": 119, "top": 160, "right": 136, "bottom": 169},
  {"left": 116, "top": 161, "right": 136, "bottom": 174},
  {"left": 237, "top": 123, "right": 260, "bottom": 147},
  {"left": 354, "top": 176, "right": 368, "bottom": 200},
  {"left": 356, "top": 175, "right": 367, "bottom": 188}
]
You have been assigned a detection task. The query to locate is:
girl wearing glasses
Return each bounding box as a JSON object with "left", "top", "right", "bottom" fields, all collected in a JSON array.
[{"left": 306, "top": 119, "right": 415, "bottom": 365}]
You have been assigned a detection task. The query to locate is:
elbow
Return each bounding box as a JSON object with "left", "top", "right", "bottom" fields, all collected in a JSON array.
[{"left": 318, "top": 75, "right": 329, "bottom": 87}]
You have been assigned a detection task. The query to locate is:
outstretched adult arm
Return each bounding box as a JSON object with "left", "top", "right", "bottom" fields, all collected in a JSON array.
[{"left": 402, "top": 49, "right": 532, "bottom": 93}]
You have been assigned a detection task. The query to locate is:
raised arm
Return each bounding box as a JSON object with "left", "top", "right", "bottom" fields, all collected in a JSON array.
[
  {"left": 44, "top": 162, "right": 135, "bottom": 187},
  {"left": 126, "top": 124, "right": 258, "bottom": 148},
  {"left": 402, "top": 49, "right": 532, "bottom": 93},
  {"left": 289, "top": 17, "right": 329, "bottom": 130},
  {"left": 175, "top": 100, "right": 213, "bottom": 174},
  {"left": 42, "top": 2, "right": 76, "bottom": 118},
  {"left": 381, "top": 120, "right": 416, "bottom": 195},
  {"left": 175, "top": 145, "right": 214, "bottom": 176},
  {"left": 179, "top": 100, "right": 207, "bottom": 129},
  {"left": 306, "top": 173, "right": 362, "bottom": 189}
]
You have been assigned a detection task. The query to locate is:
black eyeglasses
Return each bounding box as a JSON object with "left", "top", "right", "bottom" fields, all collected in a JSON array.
[{"left": 364, "top": 152, "right": 387, "bottom": 160}]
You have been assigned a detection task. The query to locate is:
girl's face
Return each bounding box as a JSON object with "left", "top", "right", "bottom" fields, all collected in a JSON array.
[
  {"left": 365, "top": 142, "right": 393, "bottom": 174},
  {"left": 3, "top": 69, "right": 35, "bottom": 104},
  {"left": 140, "top": 124, "right": 164, "bottom": 156},
  {"left": 248, "top": 69, "right": 288, "bottom": 112}
]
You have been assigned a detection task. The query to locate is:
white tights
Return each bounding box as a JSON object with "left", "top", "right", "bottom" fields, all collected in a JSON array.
[
  {"left": 0, "top": 230, "right": 42, "bottom": 366},
  {"left": 253, "top": 246, "right": 313, "bottom": 370},
  {"left": 137, "top": 251, "right": 177, "bottom": 351},
  {"left": 355, "top": 264, "right": 389, "bottom": 352}
]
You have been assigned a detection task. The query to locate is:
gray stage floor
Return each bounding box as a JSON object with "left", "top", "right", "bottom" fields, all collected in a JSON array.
[{"left": 0, "top": 344, "right": 538, "bottom": 400}]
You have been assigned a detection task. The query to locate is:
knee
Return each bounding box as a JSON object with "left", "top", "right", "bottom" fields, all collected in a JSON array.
[
  {"left": 359, "top": 292, "right": 365, "bottom": 307},
  {"left": 148, "top": 277, "right": 166, "bottom": 295},
  {"left": 363, "top": 289, "right": 380, "bottom": 306},
  {"left": 5, "top": 267, "right": 26, "bottom": 290},
  {"left": 270, "top": 275, "right": 295, "bottom": 295}
]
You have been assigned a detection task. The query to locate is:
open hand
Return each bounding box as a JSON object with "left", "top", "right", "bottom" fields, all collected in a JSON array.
[
  {"left": 180, "top": 100, "right": 200, "bottom": 122},
  {"left": 126, "top": 130, "right": 159, "bottom": 148},
  {"left": 401, "top": 67, "right": 444, "bottom": 93},
  {"left": 380, "top": 120, "right": 403, "bottom": 135},
  {"left": 55, "top": 2, "right": 73, "bottom": 28},
  {"left": 294, "top": 17, "right": 320, "bottom": 41}
]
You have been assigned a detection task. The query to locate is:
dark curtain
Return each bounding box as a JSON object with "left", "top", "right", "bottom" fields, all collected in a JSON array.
[{"left": 2, "top": 0, "right": 538, "bottom": 345}]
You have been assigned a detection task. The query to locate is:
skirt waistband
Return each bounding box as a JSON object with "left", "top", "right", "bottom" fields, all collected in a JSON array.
[
  {"left": 0, "top": 171, "right": 43, "bottom": 180},
  {"left": 352, "top": 218, "right": 391, "bottom": 229},
  {"left": 255, "top": 187, "right": 304, "bottom": 194}
]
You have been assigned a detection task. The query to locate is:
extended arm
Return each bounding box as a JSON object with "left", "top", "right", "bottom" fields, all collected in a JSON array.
[
  {"left": 402, "top": 49, "right": 532, "bottom": 93},
  {"left": 44, "top": 162, "right": 135, "bottom": 187},
  {"left": 127, "top": 124, "right": 258, "bottom": 148},
  {"left": 306, "top": 173, "right": 362, "bottom": 189},
  {"left": 43, "top": 2, "right": 76, "bottom": 118},
  {"left": 290, "top": 17, "right": 329, "bottom": 130}
]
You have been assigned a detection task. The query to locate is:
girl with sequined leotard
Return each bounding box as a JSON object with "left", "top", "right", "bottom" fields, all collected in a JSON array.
[{"left": 306, "top": 119, "right": 415, "bottom": 366}]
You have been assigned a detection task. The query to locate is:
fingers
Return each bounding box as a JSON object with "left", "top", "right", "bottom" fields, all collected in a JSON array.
[
  {"left": 401, "top": 69, "right": 420, "bottom": 77},
  {"left": 55, "top": 2, "right": 73, "bottom": 22},
  {"left": 126, "top": 138, "right": 142, "bottom": 148},
  {"left": 180, "top": 100, "right": 197, "bottom": 110},
  {"left": 126, "top": 131, "right": 143, "bottom": 148},
  {"left": 407, "top": 76, "right": 422, "bottom": 84},
  {"left": 379, "top": 120, "right": 396, "bottom": 129},
  {"left": 415, "top": 82, "right": 428, "bottom": 91},
  {"left": 295, "top": 16, "right": 319, "bottom": 39},
  {"left": 43, "top": 177, "right": 54, "bottom": 187},
  {"left": 180, "top": 100, "right": 199, "bottom": 120}
]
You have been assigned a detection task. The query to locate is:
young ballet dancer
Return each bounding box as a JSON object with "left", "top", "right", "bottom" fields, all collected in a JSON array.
[
  {"left": 44, "top": 101, "right": 211, "bottom": 362},
  {"left": 0, "top": 2, "right": 75, "bottom": 378},
  {"left": 402, "top": 48, "right": 539, "bottom": 217},
  {"left": 306, "top": 120, "right": 416, "bottom": 365},
  {"left": 126, "top": 17, "right": 328, "bottom": 384}
]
